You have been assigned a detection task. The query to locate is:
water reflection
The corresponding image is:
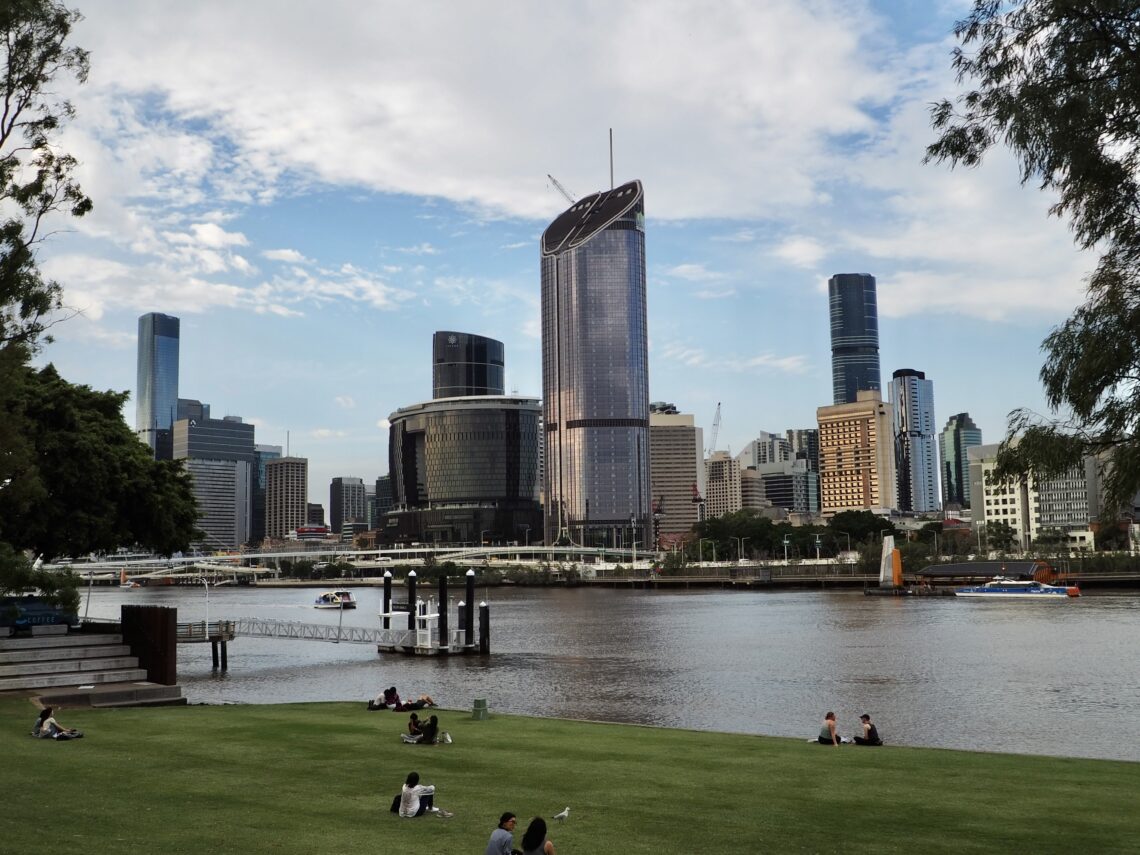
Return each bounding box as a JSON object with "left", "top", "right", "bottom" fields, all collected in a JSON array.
[{"left": 79, "top": 585, "right": 1140, "bottom": 761}]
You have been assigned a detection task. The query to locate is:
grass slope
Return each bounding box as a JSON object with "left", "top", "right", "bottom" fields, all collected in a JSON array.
[{"left": 2, "top": 697, "right": 1138, "bottom": 854}]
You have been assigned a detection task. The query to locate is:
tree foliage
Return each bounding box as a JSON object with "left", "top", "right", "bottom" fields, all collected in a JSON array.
[
  {"left": 0, "top": 363, "right": 200, "bottom": 560},
  {"left": 0, "top": 0, "right": 91, "bottom": 351},
  {"left": 927, "top": 1, "right": 1140, "bottom": 516}
]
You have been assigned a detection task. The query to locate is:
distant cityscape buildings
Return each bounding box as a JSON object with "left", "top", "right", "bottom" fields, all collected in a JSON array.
[
  {"left": 173, "top": 412, "right": 255, "bottom": 550},
  {"left": 890, "top": 368, "right": 939, "bottom": 513},
  {"left": 266, "top": 457, "right": 309, "bottom": 540},
  {"left": 540, "top": 179, "right": 650, "bottom": 548},
  {"left": 330, "top": 476, "right": 367, "bottom": 541},
  {"left": 828, "top": 273, "right": 881, "bottom": 405},
  {"left": 136, "top": 312, "right": 179, "bottom": 460},
  {"left": 939, "top": 413, "right": 982, "bottom": 508},
  {"left": 648, "top": 403, "right": 704, "bottom": 541}
]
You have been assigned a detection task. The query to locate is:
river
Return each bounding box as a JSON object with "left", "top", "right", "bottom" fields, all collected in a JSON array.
[{"left": 79, "top": 584, "right": 1140, "bottom": 762}]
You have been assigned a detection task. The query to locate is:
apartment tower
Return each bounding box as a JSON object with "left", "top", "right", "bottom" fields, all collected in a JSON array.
[{"left": 828, "top": 274, "right": 881, "bottom": 405}]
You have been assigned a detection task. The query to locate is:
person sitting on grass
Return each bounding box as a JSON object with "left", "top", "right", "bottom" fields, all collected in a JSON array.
[
  {"left": 520, "top": 817, "right": 556, "bottom": 855},
  {"left": 408, "top": 712, "right": 424, "bottom": 738},
  {"left": 418, "top": 714, "right": 439, "bottom": 745},
  {"left": 854, "top": 713, "right": 883, "bottom": 746},
  {"left": 398, "top": 771, "right": 451, "bottom": 817},
  {"left": 817, "top": 711, "right": 842, "bottom": 746},
  {"left": 34, "top": 707, "right": 82, "bottom": 740},
  {"left": 485, "top": 811, "right": 521, "bottom": 855}
]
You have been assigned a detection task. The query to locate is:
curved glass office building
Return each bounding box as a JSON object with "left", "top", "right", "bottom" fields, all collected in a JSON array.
[
  {"left": 540, "top": 179, "right": 651, "bottom": 547},
  {"left": 433, "top": 331, "right": 505, "bottom": 399},
  {"left": 136, "top": 312, "right": 180, "bottom": 459},
  {"left": 829, "top": 273, "right": 881, "bottom": 405}
]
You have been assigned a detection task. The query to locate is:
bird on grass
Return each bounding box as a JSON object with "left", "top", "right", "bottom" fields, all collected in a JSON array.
[{"left": 552, "top": 806, "right": 570, "bottom": 823}]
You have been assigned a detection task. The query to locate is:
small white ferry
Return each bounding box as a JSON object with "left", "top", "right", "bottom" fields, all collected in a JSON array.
[
  {"left": 314, "top": 590, "right": 357, "bottom": 609},
  {"left": 955, "top": 576, "right": 1079, "bottom": 600}
]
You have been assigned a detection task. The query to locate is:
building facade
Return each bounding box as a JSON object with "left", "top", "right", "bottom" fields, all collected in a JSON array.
[
  {"left": 265, "top": 457, "right": 308, "bottom": 541},
  {"left": 251, "top": 444, "right": 282, "bottom": 545},
  {"left": 705, "top": 451, "right": 742, "bottom": 519},
  {"left": 649, "top": 407, "right": 705, "bottom": 539},
  {"left": 891, "top": 368, "right": 939, "bottom": 513},
  {"left": 939, "top": 413, "right": 982, "bottom": 508},
  {"left": 828, "top": 274, "right": 881, "bottom": 405},
  {"left": 817, "top": 390, "right": 896, "bottom": 515},
  {"left": 330, "top": 476, "right": 367, "bottom": 539},
  {"left": 736, "top": 431, "right": 792, "bottom": 469},
  {"left": 173, "top": 414, "right": 256, "bottom": 550},
  {"left": 136, "top": 312, "right": 180, "bottom": 459},
  {"left": 541, "top": 179, "right": 650, "bottom": 547},
  {"left": 433, "top": 331, "right": 505, "bottom": 398}
]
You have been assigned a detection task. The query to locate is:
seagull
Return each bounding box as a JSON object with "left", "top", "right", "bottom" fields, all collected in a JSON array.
[{"left": 553, "top": 806, "right": 570, "bottom": 823}]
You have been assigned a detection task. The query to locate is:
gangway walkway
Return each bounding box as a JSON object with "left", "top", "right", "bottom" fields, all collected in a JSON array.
[{"left": 233, "top": 617, "right": 383, "bottom": 645}]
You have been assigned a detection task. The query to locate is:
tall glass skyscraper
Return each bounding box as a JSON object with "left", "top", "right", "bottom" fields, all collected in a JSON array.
[
  {"left": 541, "top": 179, "right": 650, "bottom": 547},
  {"left": 939, "top": 412, "right": 982, "bottom": 508},
  {"left": 829, "top": 273, "right": 881, "bottom": 405},
  {"left": 891, "top": 368, "right": 939, "bottom": 513},
  {"left": 432, "top": 331, "right": 505, "bottom": 398},
  {"left": 136, "top": 312, "right": 180, "bottom": 459}
]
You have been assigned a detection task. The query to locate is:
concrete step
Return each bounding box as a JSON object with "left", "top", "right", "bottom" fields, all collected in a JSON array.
[
  {"left": 0, "top": 644, "right": 131, "bottom": 665},
  {"left": 0, "top": 633, "right": 123, "bottom": 651},
  {"left": 0, "top": 667, "right": 148, "bottom": 693},
  {"left": 37, "top": 681, "right": 186, "bottom": 708},
  {"left": 0, "top": 656, "right": 142, "bottom": 678}
]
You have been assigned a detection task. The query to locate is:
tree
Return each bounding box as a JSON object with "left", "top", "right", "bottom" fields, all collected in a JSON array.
[
  {"left": 827, "top": 511, "right": 897, "bottom": 546},
  {"left": 0, "top": 363, "right": 199, "bottom": 560},
  {"left": 0, "top": 0, "right": 91, "bottom": 352},
  {"left": 927, "top": 1, "right": 1140, "bottom": 516},
  {"left": 985, "top": 520, "right": 1018, "bottom": 553}
]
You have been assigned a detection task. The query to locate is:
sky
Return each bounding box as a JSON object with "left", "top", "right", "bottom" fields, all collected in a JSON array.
[{"left": 33, "top": 0, "right": 1093, "bottom": 506}]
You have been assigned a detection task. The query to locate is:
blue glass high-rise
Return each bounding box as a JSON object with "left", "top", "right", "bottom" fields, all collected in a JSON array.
[
  {"left": 829, "top": 273, "right": 881, "bottom": 405},
  {"left": 541, "top": 180, "right": 650, "bottom": 548},
  {"left": 136, "top": 312, "right": 179, "bottom": 458},
  {"left": 891, "top": 368, "right": 939, "bottom": 513}
]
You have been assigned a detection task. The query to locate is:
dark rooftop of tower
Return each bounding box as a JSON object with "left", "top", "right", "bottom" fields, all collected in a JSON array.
[{"left": 541, "top": 179, "right": 643, "bottom": 257}]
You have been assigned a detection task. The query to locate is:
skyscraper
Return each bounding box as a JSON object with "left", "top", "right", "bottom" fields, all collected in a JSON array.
[
  {"left": 136, "top": 312, "right": 179, "bottom": 459},
  {"left": 173, "top": 413, "right": 256, "bottom": 549},
  {"left": 939, "top": 413, "right": 982, "bottom": 508},
  {"left": 828, "top": 274, "right": 880, "bottom": 405},
  {"left": 541, "top": 179, "right": 650, "bottom": 547},
  {"left": 891, "top": 368, "right": 939, "bottom": 513},
  {"left": 432, "top": 331, "right": 505, "bottom": 398},
  {"left": 648, "top": 404, "right": 705, "bottom": 539},
  {"left": 330, "top": 476, "right": 367, "bottom": 539},
  {"left": 265, "top": 457, "right": 308, "bottom": 541},
  {"left": 817, "top": 390, "right": 897, "bottom": 515}
]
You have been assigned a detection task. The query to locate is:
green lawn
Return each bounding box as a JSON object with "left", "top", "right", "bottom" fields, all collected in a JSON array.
[{"left": 3, "top": 697, "right": 1138, "bottom": 854}]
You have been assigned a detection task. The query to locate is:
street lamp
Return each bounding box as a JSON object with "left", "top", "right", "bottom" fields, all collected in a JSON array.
[
  {"left": 783, "top": 535, "right": 790, "bottom": 563},
  {"left": 480, "top": 529, "right": 490, "bottom": 546},
  {"left": 522, "top": 526, "right": 531, "bottom": 547},
  {"left": 814, "top": 534, "right": 822, "bottom": 561},
  {"left": 733, "top": 536, "right": 749, "bottom": 562},
  {"left": 699, "top": 537, "right": 710, "bottom": 564}
]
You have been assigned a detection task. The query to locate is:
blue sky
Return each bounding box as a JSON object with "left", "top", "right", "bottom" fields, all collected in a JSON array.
[{"left": 35, "top": 0, "right": 1089, "bottom": 504}]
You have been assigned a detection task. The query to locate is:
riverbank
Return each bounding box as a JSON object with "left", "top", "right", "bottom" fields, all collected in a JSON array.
[{"left": 4, "top": 697, "right": 1137, "bottom": 853}]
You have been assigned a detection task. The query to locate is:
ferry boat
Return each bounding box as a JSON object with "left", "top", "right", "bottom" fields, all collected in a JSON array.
[
  {"left": 955, "top": 576, "right": 1079, "bottom": 600},
  {"left": 314, "top": 590, "right": 357, "bottom": 609}
]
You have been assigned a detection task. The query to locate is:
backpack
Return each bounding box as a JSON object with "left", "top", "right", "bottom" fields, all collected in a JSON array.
[{"left": 390, "top": 794, "right": 401, "bottom": 814}]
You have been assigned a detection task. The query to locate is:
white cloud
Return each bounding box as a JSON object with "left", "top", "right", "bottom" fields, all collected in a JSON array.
[
  {"left": 335, "top": 396, "right": 356, "bottom": 409},
  {"left": 666, "top": 263, "right": 725, "bottom": 282},
  {"left": 396, "top": 242, "right": 440, "bottom": 255},
  {"left": 772, "top": 236, "right": 826, "bottom": 269},
  {"left": 659, "top": 342, "right": 808, "bottom": 375},
  {"left": 376, "top": 418, "right": 391, "bottom": 430},
  {"left": 312, "top": 428, "right": 347, "bottom": 438},
  {"left": 263, "top": 248, "right": 309, "bottom": 263}
]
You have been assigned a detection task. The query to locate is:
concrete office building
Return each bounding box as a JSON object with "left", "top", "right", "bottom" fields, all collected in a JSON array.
[
  {"left": 330, "top": 476, "right": 367, "bottom": 539},
  {"left": 136, "top": 312, "right": 180, "bottom": 459},
  {"left": 828, "top": 274, "right": 881, "bottom": 405},
  {"left": 705, "top": 451, "right": 742, "bottom": 519},
  {"left": 755, "top": 459, "right": 820, "bottom": 515},
  {"left": 265, "top": 457, "right": 308, "bottom": 541},
  {"left": 737, "top": 432, "right": 792, "bottom": 470},
  {"left": 939, "top": 413, "right": 982, "bottom": 508},
  {"left": 541, "top": 180, "right": 650, "bottom": 547},
  {"left": 817, "top": 390, "right": 896, "bottom": 515},
  {"left": 649, "top": 404, "right": 705, "bottom": 539},
  {"left": 173, "top": 413, "right": 256, "bottom": 550},
  {"left": 891, "top": 368, "right": 939, "bottom": 514}
]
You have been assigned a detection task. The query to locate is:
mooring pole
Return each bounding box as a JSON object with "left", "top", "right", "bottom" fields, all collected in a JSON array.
[
  {"left": 479, "top": 602, "right": 490, "bottom": 654},
  {"left": 465, "top": 569, "right": 475, "bottom": 647},
  {"left": 457, "top": 600, "right": 466, "bottom": 646},
  {"left": 382, "top": 570, "right": 392, "bottom": 629},
  {"left": 407, "top": 571, "right": 417, "bottom": 631},
  {"left": 438, "top": 574, "right": 449, "bottom": 650}
]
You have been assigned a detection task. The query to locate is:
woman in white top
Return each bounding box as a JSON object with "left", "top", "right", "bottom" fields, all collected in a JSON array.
[{"left": 399, "top": 771, "right": 437, "bottom": 817}]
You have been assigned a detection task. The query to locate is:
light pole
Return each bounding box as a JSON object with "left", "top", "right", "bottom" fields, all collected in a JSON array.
[
  {"left": 202, "top": 577, "right": 210, "bottom": 636},
  {"left": 783, "top": 536, "right": 790, "bottom": 564},
  {"left": 733, "top": 536, "right": 749, "bottom": 562},
  {"left": 814, "top": 534, "right": 822, "bottom": 561},
  {"left": 480, "top": 529, "right": 490, "bottom": 547},
  {"left": 699, "top": 537, "right": 710, "bottom": 564},
  {"left": 522, "top": 526, "right": 531, "bottom": 547}
]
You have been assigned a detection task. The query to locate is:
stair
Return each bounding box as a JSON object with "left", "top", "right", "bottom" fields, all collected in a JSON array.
[{"left": 0, "top": 631, "right": 186, "bottom": 706}]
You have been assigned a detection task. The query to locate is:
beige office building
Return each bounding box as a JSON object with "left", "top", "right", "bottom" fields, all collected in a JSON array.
[
  {"left": 705, "top": 451, "right": 742, "bottom": 519},
  {"left": 817, "top": 390, "right": 896, "bottom": 515},
  {"left": 649, "top": 409, "right": 705, "bottom": 537},
  {"left": 265, "top": 456, "right": 308, "bottom": 541}
]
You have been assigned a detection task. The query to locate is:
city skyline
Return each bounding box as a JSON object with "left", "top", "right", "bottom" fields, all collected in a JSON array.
[{"left": 32, "top": 2, "right": 1089, "bottom": 504}]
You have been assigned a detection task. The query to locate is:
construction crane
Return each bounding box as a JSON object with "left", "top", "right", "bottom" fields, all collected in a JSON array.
[
  {"left": 547, "top": 174, "right": 577, "bottom": 204},
  {"left": 707, "top": 402, "right": 721, "bottom": 457}
]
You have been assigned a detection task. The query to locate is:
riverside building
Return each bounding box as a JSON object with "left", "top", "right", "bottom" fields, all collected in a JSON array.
[
  {"left": 817, "top": 390, "right": 897, "bottom": 516},
  {"left": 136, "top": 312, "right": 180, "bottom": 459},
  {"left": 541, "top": 179, "right": 651, "bottom": 548}
]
